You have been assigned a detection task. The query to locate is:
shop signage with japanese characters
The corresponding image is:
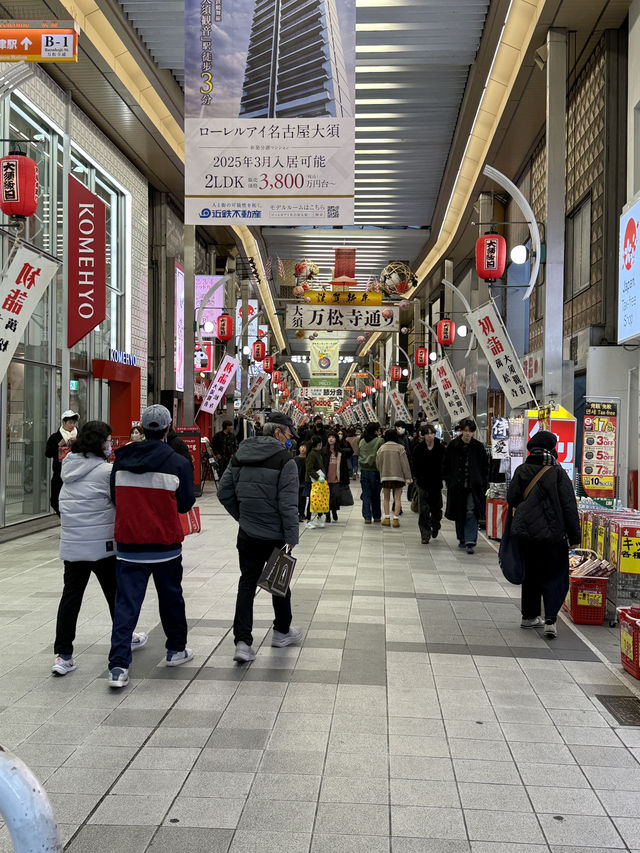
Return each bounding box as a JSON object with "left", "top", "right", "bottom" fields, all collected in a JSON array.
[
  {"left": 582, "top": 400, "right": 618, "bottom": 500},
  {"left": 286, "top": 304, "right": 399, "bottom": 332},
  {"left": 466, "top": 301, "right": 535, "bottom": 409},
  {"left": 310, "top": 338, "right": 339, "bottom": 382},
  {"left": 304, "top": 290, "right": 381, "bottom": 306},
  {"left": 0, "top": 245, "right": 59, "bottom": 381},
  {"left": 297, "top": 387, "right": 344, "bottom": 398},
  {"left": 0, "top": 19, "right": 78, "bottom": 62},
  {"left": 199, "top": 355, "right": 239, "bottom": 414},
  {"left": 409, "top": 377, "right": 439, "bottom": 421},
  {"left": 432, "top": 357, "right": 472, "bottom": 422},
  {"left": 363, "top": 399, "right": 377, "bottom": 422},
  {"left": 388, "top": 388, "right": 411, "bottom": 422},
  {"left": 184, "top": 0, "right": 355, "bottom": 225},
  {"left": 239, "top": 373, "right": 270, "bottom": 416},
  {"left": 491, "top": 417, "right": 510, "bottom": 459}
]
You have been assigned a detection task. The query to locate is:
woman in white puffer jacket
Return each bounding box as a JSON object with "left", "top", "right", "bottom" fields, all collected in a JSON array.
[{"left": 52, "top": 421, "right": 146, "bottom": 676}]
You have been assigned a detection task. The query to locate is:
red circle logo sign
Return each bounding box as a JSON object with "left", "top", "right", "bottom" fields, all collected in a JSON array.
[{"left": 624, "top": 217, "right": 637, "bottom": 271}]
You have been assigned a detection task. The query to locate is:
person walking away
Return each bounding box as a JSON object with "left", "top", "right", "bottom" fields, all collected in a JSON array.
[
  {"left": 346, "top": 427, "right": 360, "bottom": 479},
  {"left": 508, "top": 431, "right": 581, "bottom": 638},
  {"left": 45, "top": 410, "right": 79, "bottom": 516},
  {"left": 305, "top": 434, "right": 327, "bottom": 528},
  {"left": 167, "top": 426, "right": 194, "bottom": 468},
  {"left": 218, "top": 412, "right": 302, "bottom": 663},
  {"left": 53, "top": 421, "right": 147, "bottom": 676},
  {"left": 295, "top": 442, "right": 310, "bottom": 522},
  {"left": 376, "top": 429, "right": 413, "bottom": 527},
  {"left": 323, "top": 432, "right": 351, "bottom": 522},
  {"left": 107, "top": 404, "right": 195, "bottom": 687},
  {"left": 359, "top": 423, "right": 384, "bottom": 524},
  {"left": 411, "top": 424, "right": 445, "bottom": 544},
  {"left": 212, "top": 419, "right": 238, "bottom": 474},
  {"left": 395, "top": 421, "right": 412, "bottom": 460},
  {"left": 442, "top": 418, "right": 488, "bottom": 554}
]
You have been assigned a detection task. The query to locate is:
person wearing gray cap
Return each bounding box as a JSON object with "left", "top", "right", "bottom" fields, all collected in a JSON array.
[
  {"left": 218, "top": 410, "right": 302, "bottom": 663},
  {"left": 106, "top": 404, "right": 195, "bottom": 687}
]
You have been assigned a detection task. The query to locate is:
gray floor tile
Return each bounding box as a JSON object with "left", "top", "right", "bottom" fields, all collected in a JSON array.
[
  {"left": 250, "top": 772, "right": 321, "bottom": 801},
  {"left": 457, "top": 782, "right": 532, "bottom": 811},
  {"left": 238, "top": 798, "right": 316, "bottom": 833},
  {"left": 311, "top": 835, "right": 390, "bottom": 853},
  {"left": 320, "top": 775, "right": 389, "bottom": 804},
  {"left": 164, "top": 796, "right": 245, "bottom": 829},
  {"left": 315, "top": 802, "right": 389, "bottom": 835},
  {"left": 538, "top": 814, "right": 625, "bottom": 848},
  {"left": 88, "top": 794, "right": 174, "bottom": 826},
  {"left": 194, "top": 748, "right": 263, "bottom": 773},
  {"left": 65, "top": 825, "right": 156, "bottom": 853},
  {"left": 464, "top": 809, "right": 545, "bottom": 843},
  {"left": 112, "top": 768, "right": 188, "bottom": 797},
  {"left": 611, "top": 817, "right": 640, "bottom": 849},
  {"left": 391, "top": 778, "right": 460, "bottom": 808},
  {"left": 180, "top": 770, "right": 254, "bottom": 798},
  {"left": 229, "top": 830, "right": 311, "bottom": 853},
  {"left": 391, "top": 805, "right": 467, "bottom": 839},
  {"left": 527, "top": 784, "right": 606, "bottom": 815},
  {"left": 146, "top": 827, "right": 233, "bottom": 853}
]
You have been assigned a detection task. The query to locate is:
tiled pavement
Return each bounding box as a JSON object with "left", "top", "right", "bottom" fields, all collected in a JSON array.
[{"left": 1, "top": 485, "right": 640, "bottom": 852}]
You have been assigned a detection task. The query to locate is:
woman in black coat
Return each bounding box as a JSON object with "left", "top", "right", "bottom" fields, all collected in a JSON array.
[
  {"left": 507, "top": 430, "right": 581, "bottom": 639},
  {"left": 411, "top": 424, "right": 445, "bottom": 544},
  {"left": 322, "top": 432, "right": 351, "bottom": 522},
  {"left": 442, "top": 418, "right": 488, "bottom": 554}
]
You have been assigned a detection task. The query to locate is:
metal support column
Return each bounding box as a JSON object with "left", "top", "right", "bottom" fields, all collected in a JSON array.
[
  {"left": 240, "top": 279, "right": 250, "bottom": 400},
  {"left": 544, "top": 28, "right": 568, "bottom": 405},
  {"left": 183, "top": 225, "right": 196, "bottom": 424}
]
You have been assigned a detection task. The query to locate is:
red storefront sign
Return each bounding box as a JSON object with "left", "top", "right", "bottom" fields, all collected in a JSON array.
[{"left": 67, "top": 175, "right": 106, "bottom": 348}]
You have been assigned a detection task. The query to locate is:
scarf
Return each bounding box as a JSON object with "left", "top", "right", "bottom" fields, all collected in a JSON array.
[
  {"left": 60, "top": 425, "right": 77, "bottom": 443},
  {"left": 528, "top": 447, "right": 556, "bottom": 466}
]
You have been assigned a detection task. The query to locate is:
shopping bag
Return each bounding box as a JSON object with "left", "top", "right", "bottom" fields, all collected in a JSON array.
[
  {"left": 338, "top": 484, "right": 354, "bottom": 507},
  {"left": 179, "top": 506, "right": 201, "bottom": 536},
  {"left": 258, "top": 547, "right": 296, "bottom": 597},
  {"left": 498, "top": 506, "right": 525, "bottom": 584},
  {"left": 310, "top": 480, "right": 330, "bottom": 514}
]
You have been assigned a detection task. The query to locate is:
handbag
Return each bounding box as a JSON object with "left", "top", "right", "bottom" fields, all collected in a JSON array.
[
  {"left": 179, "top": 506, "right": 201, "bottom": 536},
  {"left": 310, "top": 480, "right": 330, "bottom": 513},
  {"left": 411, "top": 492, "right": 419, "bottom": 513},
  {"left": 499, "top": 466, "right": 551, "bottom": 584},
  {"left": 338, "top": 483, "right": 354, "bottom": 506},
  {"left": 258, "top": 546, "right": 296, "bottom": 597}
]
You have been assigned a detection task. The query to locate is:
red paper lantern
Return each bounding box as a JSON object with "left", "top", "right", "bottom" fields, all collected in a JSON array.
[
  {"left": 262, "top": 355, "right": 274, "bottom": 373},
  {"left": 390, "top": 365, "right": 402, "bottom": 381},
  {"left": 282, "top": 388, "right": 290, "bottom": 399},
  {"left": 475, "top": 233, "right": 507, "bottom": 280},
  {"left": 374, "top": 378, "right": 382, "bottom": 391},
  {"left": 252, "top": 340, "right": 266, "bottom": 361},
  {"left": 415, "top": 347, "right": 428, "bottom": 368},
  {"left": 272, "top": 370, "right": 282, "bottom": 384},
  {"left": 0, "top": 153, "right": 39, "bottom": 219},
  {"left": 364, "top": 385, "right": 372, "bottom": 395},
  {"left": 216, "top": 314, "right": 234, "bottom": 342},
  {"left": 437, "top": 319, "right": 455, "bottom": 346},
  {"left": 356, "top": 391, "right": 363, "bottom": 401}
]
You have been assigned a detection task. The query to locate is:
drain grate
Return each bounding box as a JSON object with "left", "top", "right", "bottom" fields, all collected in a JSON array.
[{"left": 595, "top": 694, "right": 640, "bottom": 726}]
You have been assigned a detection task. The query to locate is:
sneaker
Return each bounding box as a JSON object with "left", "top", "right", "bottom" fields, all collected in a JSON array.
[
  {"left": 131, "top": 632, "right": 148, "bottom": 651},
  {"left": 521, "top": 616, "right": 544, "bottom": 628},
  {"left": 272, "top": 626, "right": 303, "bottom": 647},
  {"left": 306, "top": 521, "right": 317, "bottom": 529},
  {"left": 364, "top": 519, "right": 372, "bottom": 525},
  {"left": 233, "top": 641, "right": 256, "bottom": 662},
  {"left": 108, "top": 667, "right": 129, "bottom": 688},
  {"left": 316, "top": 518, "right": 325, "bottom": 528},
  {"left": 166, "top": 648, "right": 194, "bottom": 666},
  {"left": 544, "top": 622, "right": 558, "bottom": 639},
  {"left": 393, "top": 518, "right": 400, "bottom": 528},
  {"left": 382, "top": 518, "right": 391, "bottom": 527},
  {"left": 51, "top": 656, "right": 76, "bottom": 676},
  {"left": 465, "top": 545, "right": 475, "bottom": 554}
]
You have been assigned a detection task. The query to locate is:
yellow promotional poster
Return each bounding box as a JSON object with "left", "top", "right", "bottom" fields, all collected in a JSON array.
[
  {"left": 621, "top": 629, "right": 634, "bottom": 659},
  {"left": 619, "top": 526, "right": 640, "bottom": 575},
  {"left": 309, "top": 338, "right": 339, "bottom": 384},
  {"left": 304, "top": 290, "right": 382, "bottom": 306}
]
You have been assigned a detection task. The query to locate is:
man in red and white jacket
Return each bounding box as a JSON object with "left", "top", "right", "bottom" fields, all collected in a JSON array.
[{"left": 107, "top": 404, "right": 195, "bottom": 687}]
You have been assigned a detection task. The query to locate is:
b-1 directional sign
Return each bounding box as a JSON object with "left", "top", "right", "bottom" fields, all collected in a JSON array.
[{"left": 0, "top": 20, "right": 79, "bottom": 62}]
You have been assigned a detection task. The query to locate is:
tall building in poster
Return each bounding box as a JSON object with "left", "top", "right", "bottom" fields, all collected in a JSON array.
[{"left": 240, "top": 0, "right": 353, "bottom": 119}]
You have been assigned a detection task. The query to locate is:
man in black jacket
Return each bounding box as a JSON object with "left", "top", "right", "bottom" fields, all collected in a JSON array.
[
  {"left": 442, "top": 418, "right": 488, "bottom": 554},
  {"left": 45, "top": 410, "right": 79, "bottom": 515},
  {"left": 507, "top": 430, "right": 581, "bottom": 638},
  {"left": 218, "top": 411, "right": 302, "bottom": 663},
  {"left": 411, "top": 424, "right": 444, "bottom": 544},
  {"left": 212, "top": 419, "right": 238, "bottom": 474}
]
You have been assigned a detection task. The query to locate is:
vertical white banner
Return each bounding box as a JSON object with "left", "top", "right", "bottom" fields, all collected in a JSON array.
[
  {"left": 239, "top": 373, "right": 269, "bottom": 415},
  {"left": 199, "top": 355, "right": 239, "bottom": 414},
  {"left": 388, "top": 388, "right": 411, "bottom": 422},
  {"left": 432, "top": 357, "right": 472, "bottom": 423},
  {"left": 409, "top": 377, "right": 440, "bottom": 421}
]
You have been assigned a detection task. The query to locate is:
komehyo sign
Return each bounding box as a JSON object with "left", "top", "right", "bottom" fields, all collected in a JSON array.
[{"left": 68, "top": 176, "right": 106, "bottom": 348}]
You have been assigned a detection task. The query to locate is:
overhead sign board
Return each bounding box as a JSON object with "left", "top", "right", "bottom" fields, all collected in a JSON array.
[
  {"left": 0, "top": 20, "right": 79, "bottom": 62},
  {"left": 618, "top": 196, "right": 640, "bottom": 344},
  {"left": 286, "top": 304, "right": 399, "bottom": 332}
]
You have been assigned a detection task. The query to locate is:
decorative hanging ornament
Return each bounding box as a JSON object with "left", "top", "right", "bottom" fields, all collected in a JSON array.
[
  {"left": 401, "top": 326, "right": 409, "bottom": 334},
  {"left": 374, "top": 378, "right": 383, "bottom": 391},
  {"left": 415, "top": 347, "right": 428, "bottom": 367},
  {"left": 252, "top": 340, "right": 266, "bottom": 361},
  {"left": 293, "top": 285, "right": 305, "bottom": 297},
  {"left": 437, "top": 319, "right": 456, "bottom": 346},
  {"left": 272, "top": 370, "right": 282, "bottom": 384},
  {"left": 364, "top": 385, "right": 372, "bottom": 395},
  {"left": 356, "top": 335, "right": 365, "bottom": 343},
  {"left": 390, "top": 365, "right": 402, "bottom": 381},
  {"left": 216, "top": 313, "right": 234, "bottom": 342},
  {"left": 0, "top": 152, "right": 39, "bottom": 220},
  {"left": 282, "top": 388, "right": 290, "bottom": 399},
  {"left": 378, "top": 261, "right": 418, "bottom": 298},
  {"left": 356, "top": 391, "right": 363, "bottom": 401},
  {"left": 475, "top": 232, "right": 507, "bottom": 281},
  {"left": 398, "top": 300, "right": 412, "bottom": 311},
  {"left": 262, "top": 355, "right": 274, "bottom": 373}
]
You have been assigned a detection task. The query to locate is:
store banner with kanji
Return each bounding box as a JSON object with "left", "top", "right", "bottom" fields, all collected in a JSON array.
[
  {"left": 305, "top": 291, "right": 382, "bottom": 306},
  {"left": 432, "top": 357, "right": 472, "bottom": 422},
  {"left": 363, "top": 399, "right": 377, "bottom": 422},
  {"left": 466, "top": 301, "right": 535, "bottom": 409},
  {"left": 184, "top": 0, "right": 355, "bottom": 225},
  {"left": 286, "top": 304, "right": 399, "bottom": 332},
  {"left": 199, "top": 355, "right": 239, "bottom": 414},
  {"left": 388, "top": 388, "right": 411, "bottom": 422},
  {"left": 409, "top": 377, "right": 439, "bottom": 421},
  {"left": 0, "top": 246, "right": 59, "bottom": 381},
  {"left": 239, "top": 373, "right": 270, "bottom": 416},
  {"left": 582, "top": 400, "right": 618, "bottom": 500},
  {"left": 298, "top": 387, "right": 344, "bottom": 399},
  {"left": 309, "top": 339, "right": 339, "bottom": 383},
  {"left": 491, "top": 417, "right": 510, "bottom": 459}
]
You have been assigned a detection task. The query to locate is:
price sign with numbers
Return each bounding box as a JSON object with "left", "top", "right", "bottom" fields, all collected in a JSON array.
[{"left": 582, "top": 400, "right": 618, "bottom": 500}]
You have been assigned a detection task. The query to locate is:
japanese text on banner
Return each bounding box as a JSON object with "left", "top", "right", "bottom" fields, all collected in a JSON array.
[
  {"left": 239, "top": 373, "right": 269, "bottom": 416},
  {"left": 199, "top": 355, "right": 239, "bottom": 414},
  {"left": 432, "top": 358, "right": 472, "bottom": 423},
  {"left": 409, "top": 377, "right": 439, "bottom": 421},
  {"left": 389, "top": 388, "right": 411, "bottom": 422},
  {"left": 286, "top": 304, "right": 399, "bottom": 332}
]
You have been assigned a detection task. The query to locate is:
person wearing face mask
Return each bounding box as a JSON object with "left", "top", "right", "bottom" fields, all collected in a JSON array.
[
  {"left": 394, "top": 421, "right": 412, "bottom": 460},
  {"left": 443, "top": 418, "right": 489, "bottom": 554},
  {"left": 411, "top": 424, "right": 445, "bottom": 544},
  {"left": 45, "top": 410, "right": 80, "bottom": 516},
  {"left": 128, "top": 424, "right": 145, "bottom": 443},
  {"left": 52, "top": 421, "right": 147, "bottom": 676}
]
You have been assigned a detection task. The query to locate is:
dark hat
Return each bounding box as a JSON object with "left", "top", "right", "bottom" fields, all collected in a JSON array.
[
  {"left": 527, "top": 430, "right": 557, "bottom": 452},
  {"left": 266, "top": 411, "right": 299, "bottom": 441}
]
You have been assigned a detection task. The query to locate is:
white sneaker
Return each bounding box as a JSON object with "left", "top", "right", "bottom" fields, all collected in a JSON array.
[
  {"left": 108, "top": 667, "right": 129, "bottom": 688},
  {"left": 316, "top": 518, "right": 325, "bottom": 528},
  {"left": 233, "top": 641, "right": 257, "bottom": 662},
  {"left": 131, "top": 632, "right": 148, "bottom": 650},
  {"left": 306, "top": 521, "right": 317, "bottom": 529},
  {"left": 51, "top": 656, "right": 76, "bottom": 676},
  {"left": 166, "top": 648, "right": 194, "bottom": 666},
  {"left": 520, "top": 616, "right": 544, "bottom": 628},
  {"left": 543, "top": 622, "right": 558, "bottom": 638},
  {"left": 272, "top": 626, "right": 303, "bottom": 647}
]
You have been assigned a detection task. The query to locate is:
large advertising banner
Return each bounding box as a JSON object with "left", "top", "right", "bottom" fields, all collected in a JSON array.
[
  {"left": 618, "top": 197, "right": 640, "bottom": 343},
  {"left": 432, "top": 357, "right": 472, "bottom": 423},
  {"left": 581, "top": 400, "right": 618, "bottom": 502},
  {"left": 286, "top": 304, "right": 399, "bottom": 332},
  {"left": 184, "top": 0, "right": 356, "bottom": 225},
  {"left": 409, "top": 377, "right": 439, "bottom": 421},
  {"left": 199, "top": 355, "right": 239, "bottom": 414},
  {"left": 309, "top": 338, "right": 339, "bottom": 386}
]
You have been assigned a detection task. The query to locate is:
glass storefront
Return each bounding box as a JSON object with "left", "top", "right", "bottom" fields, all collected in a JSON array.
[{"left": 0, "top": 93, "right": 130, "bottom": 526}]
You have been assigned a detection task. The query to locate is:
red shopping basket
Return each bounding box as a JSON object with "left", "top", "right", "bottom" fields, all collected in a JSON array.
[
  {"left": 618, "top": 607, "right": 640, "bottom": 680},
  {"left": 562, "top": 575, "right": 608, "bottom": 625}
]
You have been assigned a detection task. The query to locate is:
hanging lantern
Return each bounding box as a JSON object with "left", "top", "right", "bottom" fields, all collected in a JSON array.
[
  {"left": 415, "top": 347, "right": 428, "bottom": 368},
  {"left": 272, "top": 370, "right": 282, "bottom": 384},
  {"left": 216, "top": 313, "right": 234, "bottom": 342},
  {"left": 390, "top": 365, "right": 402, "bottom": 381},
  {"left": 364, "top": 385, "right": 372, "bottom": 395},
  {"left": 356, "top": 391, "right": 363, "bottom": 401},
  {"left": 252, "top": 340, "right": 266, "bottom": 361},
  {"left": 437, "top": 319, "right": 456, "bottom": 346},
  {"left": 282, "top": 388, "right": 290, "bottom": 399},
  {"left": 278, "top": 381, "right": 286, "bottom": 392},
  {"left": 0, "top": 152, "right": 39, "bottom": 219},
  {"left": 475, "top": 232, "right": 507, "bottom": 281},
  {"left": 374, "top": 378, "right": 383, "bottom": 391},
  {"left": 262, "top": 355, "right": 274, "bottom": 373}
]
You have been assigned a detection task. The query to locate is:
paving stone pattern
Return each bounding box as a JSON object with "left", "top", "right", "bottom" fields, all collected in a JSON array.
[{"left": 1, "top": 486, "right": 640, "bottom": 852}]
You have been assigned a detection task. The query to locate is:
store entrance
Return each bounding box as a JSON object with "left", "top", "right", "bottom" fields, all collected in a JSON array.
[{"left": 91, "top": 360, "right": 141, "bottom": 440}]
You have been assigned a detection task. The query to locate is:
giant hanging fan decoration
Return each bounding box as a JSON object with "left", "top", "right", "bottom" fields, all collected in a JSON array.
[{"left": 379, "top": 261, "right": 417, "bottom": 298}]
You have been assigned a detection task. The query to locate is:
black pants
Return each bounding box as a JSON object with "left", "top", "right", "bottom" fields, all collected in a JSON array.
[
  {"left": 234, "top": 530, "right": 292, "bottom": 646},
  {"left": 521, "top": 540, "right": 570, "bottom": 623},
  {"left": 417, "top": 487, "right": 442, "bottom": 540},
  {"left": 54, "top": 556, "right": 117, "bottom": 656},
  {"left": 298, "top": 486, "right": 308, "bottom": 518}
]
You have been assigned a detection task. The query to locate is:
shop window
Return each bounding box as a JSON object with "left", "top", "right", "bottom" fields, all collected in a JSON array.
[{"left": 565, "top": 196, "right": 592, "bottom": 299}]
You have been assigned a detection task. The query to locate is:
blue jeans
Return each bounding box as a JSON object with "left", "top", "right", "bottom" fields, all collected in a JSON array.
[
  {"left": 455, "top": 492, "right": 478, "bottom": 546},
  {"left": 350, "top": 456, "right": 359, "bottom": 476},
  {"left": 360, "top": 469, "right": 381, "bottom": 521},
  {"left": 109, "top": 556, "right": 187, "bottom": 670}
]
